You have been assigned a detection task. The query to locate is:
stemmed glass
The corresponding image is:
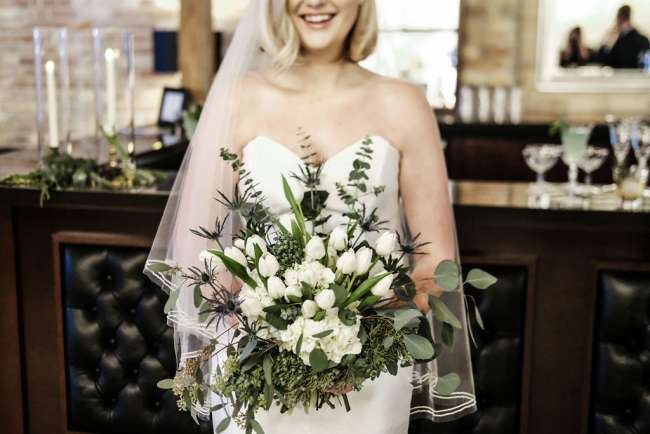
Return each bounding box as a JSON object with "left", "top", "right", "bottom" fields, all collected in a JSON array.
[
  {"left": 606, "top": 116, "right": 632, "bottom": 166},
  {"left": 577, "top": 146, "right": 610, "bottom": 191},
  {"left": 522, "top": 144, "right": 563, "bottom": 191},
  {"left": 561, "top": 125, "right": 593, "bottom": 196},
  {"left": 634, "top": 122, "right": 650, "bottom": 182}
]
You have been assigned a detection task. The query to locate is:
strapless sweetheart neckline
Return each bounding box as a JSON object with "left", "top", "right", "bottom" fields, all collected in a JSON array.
[{"left": 242, "top": 134, "right": 399, "bottom": 167}]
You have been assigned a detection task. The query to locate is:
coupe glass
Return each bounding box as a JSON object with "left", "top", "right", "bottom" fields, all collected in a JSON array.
[
  {"left": 578, "top": 147, "right": 610, "bottom": 186},
  {"left": 522, "top": 144, "right": 562, "bottom": 189},
  {"left": 561, "top": 125, "right": 593, "bottom": 195}
]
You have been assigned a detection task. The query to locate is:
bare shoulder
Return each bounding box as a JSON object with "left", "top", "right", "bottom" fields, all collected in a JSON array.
[
  {"left": 233, "top": 71, "right": 273, "bottom": 151},
  {"left": 364, "top": 74, "right": 438, "bottom": 151}
]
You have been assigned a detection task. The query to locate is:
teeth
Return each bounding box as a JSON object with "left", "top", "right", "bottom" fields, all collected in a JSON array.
[{"left": 304, "top": 14, "right": 333, "bottom": 23}]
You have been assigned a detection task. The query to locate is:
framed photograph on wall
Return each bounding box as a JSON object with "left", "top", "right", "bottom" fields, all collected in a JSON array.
[{"left": 158, "top": 87, "right": 189, "bottom": 127}]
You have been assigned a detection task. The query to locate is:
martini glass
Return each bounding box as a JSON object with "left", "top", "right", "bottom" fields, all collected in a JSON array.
[
  {"left": 522, "top": 144, "right": 563, "bottom": 192},
  {"left": 578, "top": 146, "right": 610, "bottom": 189}
]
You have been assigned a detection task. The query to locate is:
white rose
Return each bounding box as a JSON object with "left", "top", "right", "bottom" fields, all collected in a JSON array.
[
  {"left": 336, "top": 250, "right": 357, "bottom": 275},
  {"left": 305, "top": 236, "right": 326, "bottom": 261},
  {"left": 198, "top": 250, "right": 225, "bottom": 273},
  {"left": 245, "top": 235, "right": 267, "bottom": 258},
  {"left": 284, "top": 285, "right": 303, "bottom": 301},
  {"left": 315, "top": 289, "right": 336, "bottom": 309},
  {"left": 329, "top": 226, "right": 348, "bottom": 251},
  {"left": 355, "top": 247, "right": 373, "bottom": 275},
  {"left": 241, "top": 297, "right": 263, "bottom": 319},
  {"left": 258, "top": 253, "right": 280, "bottom": 277},
  {"left": 233, "top": 238, "right": 245, "bottom": 250},
  {"left": 371, "top": 273, "right": 395, "bottom": 297},
  {"left": 375, "top": 231, "right": 398, "bottom": 257},
  {"left": 267, "top": 276, "right": 286, "bottom": 299},
  {"left": 302, "top": 300, "right": 319, "bottom": 319},
  {"left": 224, "top": 246, "right": 247, "bottom": 266}
]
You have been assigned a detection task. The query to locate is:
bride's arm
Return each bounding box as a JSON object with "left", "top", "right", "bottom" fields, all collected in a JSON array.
[{"left": 384, "top": 82, "right": 456, "bottom": 313}]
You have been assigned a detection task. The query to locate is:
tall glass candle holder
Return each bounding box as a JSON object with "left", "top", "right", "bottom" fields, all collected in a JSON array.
[
  {"left": 33, "top": 27, "right": 71, "bottom": 162},
  {"left": 91, "top": 28, "right": 135, "bottom": 166}
]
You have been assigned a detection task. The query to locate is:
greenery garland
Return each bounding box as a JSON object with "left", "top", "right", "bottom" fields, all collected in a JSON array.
[{"left": 0, "top": 130, "right": 166, "bottom": 205}]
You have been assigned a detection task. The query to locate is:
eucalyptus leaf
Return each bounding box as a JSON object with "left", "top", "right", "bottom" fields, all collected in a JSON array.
[
  {"left": 239, "top": 337, "right": 258, "bottom": 362},
  {"left": 164, "top": 289, "right": 180, "bottom": 314},
  {"left": 466, "top": 268, "right": 497, "bottom": 290},
  {"left": 251, "top": 418, "right": 265, "bottom": 434},
  {"left": 394, "top": 309, "right": 422, "bottom": 331},
  {"left": 312, "top": 329, "right": 334, "bottom": 339},
  {"left": 156, "top": 378, "right": 174, "bottom": 389},
  {"left": 215, "top": 417, "right": 231, "bottom": 433},
  {"left": 429, "top": 296, "right": 462, "bottom": 329},
  {"left": 403, "top": 334, "right": 434, "bottom": 360},
  {"left": 441, "top": 322, "right": 455, "bottom": 347},
  {"left": 474, "top": 304, "right": 485, "bottom": 330},
  {"left": 193, "top": 285, "right": 202, "bottom": 308},
  {"left": 435, "top": 373, "right": 461, "bottom": 395},
  {"left": 434, "top": 260, "right": 461, "bottom": 292},
  {"left": 147, "top": 261, "right": 172, "bottom": 273},
  {"left": 309, "top": 348, "right": 329, "bottom": 373}
]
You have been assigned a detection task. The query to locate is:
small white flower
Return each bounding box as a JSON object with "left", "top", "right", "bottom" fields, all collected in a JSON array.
[
  {"left": 371, "top": 273, "right": 395, "bottom": 298},
  {"left": 329, "top": 226, "right": 348, "bottom": 251},
  {"left": 258, "top": 253, "right": 280, "bottom": 277},
  {"left": 267, "top": 276, "right": 286, "bottom": 299},
  {"left": 375, "top": 231, "right": 398, "bottom": 257},
  {"left": 240, "top": 297, "right": 264, "bottom": 319},
  {"left": 284, "top": 268, "right": 299, "bottom": 286},
  {"left": 284, "top": 285, "right": 302, "bottom": 301},
  {"left": 302, "top": 300, "right": 318, "bottom": 319},
  {"left": 233, "top": 238, "right": 245, "bottom": 250},
  {"left": 336, "top": 250, "right": 357, "bottom": 275},
  {"left": 224, "top": 246, "right": 247, "bottom": 266},
  {"left": 355, "top": 247, "right": 373, "bottom": 275},
  {"left": 298, "top": 265, "right": 319, "bottom": 287},
  {"left": 315, "top": 289, "right": 336, "bottom": 309},
  {"left": 245, "top": 235, "right": 267, "bottom": 258},
  {"left": 305, "top": 236, "right": 326, "bottom": 261},
  {"left": 198, "top": 250, "right": 225, "bottom": 273}
]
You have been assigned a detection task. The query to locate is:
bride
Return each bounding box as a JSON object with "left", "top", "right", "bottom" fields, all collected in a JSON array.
[{"left": 145, "top": 1, "right": 476, "bottom": 433}]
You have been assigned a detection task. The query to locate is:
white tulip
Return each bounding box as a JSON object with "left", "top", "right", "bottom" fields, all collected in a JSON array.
[
  {"left": 336, "top": 250, "right": 357, "bottom": 275},
  {"left": 258, "top": 253, "right": 280, "bottom": 277},
  {"left": 315, "top": 289, "right": 336, "bottom": 310},
  {"left": 224, "top": 246, "right": 247, "bottom": 266},
  {"left": 375, "top": 231, "right": 398, "bottom": 257},
  {"left": 198, "top": 250, "right": 225, "bottom": 273},
  {"left": 284, "top": 268, "right": 299, "bottom": 286},
  {"left": 302, "top": 300, "right": 319, "bottom": 319},
  {"left": 241, "top": 297, "right": 264, "bottom": 319},
  {"left": 329, "top": 226, "right": 348, "bottom": 251},
  {"left": 355, "top": 247, "right": 373, "bottom": 275},
  {"left": 267, "top": 276, "right": 286, "bottom": 299},
  {"left": 233, "top": 238, "right": 245, "bottom": 250},
  {"left": 284, "top": 285, "right": 303, "bottom": 301},
  {"left": 286, "top": 177, "right": 305, "bottom": 202},
  {"left": 371, "top": 273, "right": 395, "bottom": 298},
  {"left": 245, "top": 235, "right": 267, "bottom": 258},
  {"left": 304, "top": 236, "right": 326, "bottom": 261}
]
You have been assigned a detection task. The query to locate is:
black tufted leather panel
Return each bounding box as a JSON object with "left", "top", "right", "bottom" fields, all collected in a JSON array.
[
  {"left": 590, "top": 271, "right": 650, "bottom": 434},
  {"left": 61, "top": 244, "right": 212, "bottom": 434},
  {"left": 410, "top": 264, "right": 528, "bottom": 434}
]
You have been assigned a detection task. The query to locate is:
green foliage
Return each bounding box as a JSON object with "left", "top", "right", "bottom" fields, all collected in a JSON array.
[{"left": 0, "top": 147, "right": 165, "bottom": 206}]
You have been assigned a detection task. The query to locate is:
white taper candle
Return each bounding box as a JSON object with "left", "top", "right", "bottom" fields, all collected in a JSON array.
[
  {"left": 45, "top": 60, "right": 59, "bottom": 149},
  {"left": 104, "top": 48, "right": 117, "bottom": 133}
]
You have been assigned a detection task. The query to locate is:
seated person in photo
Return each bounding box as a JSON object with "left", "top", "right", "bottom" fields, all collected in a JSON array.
[
  {"left": 597, "top": 5, "right": 650, "bottom": 68},
  {"left": 560, "top": 27, "right": 595, "bottom": 67}
]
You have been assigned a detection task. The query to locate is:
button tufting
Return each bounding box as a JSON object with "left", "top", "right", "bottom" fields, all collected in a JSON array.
[
  {"left": 130, "top": 308, "right": 136, "bottom": 314},
  {"left": 133, "top": 369, "right": 138, "bottom": 375},
  {"left": 95, "top": 367, "right": 100, "bottom": 373},
  {"left": 109, "top": 338, "right": 116, "bottom": 344},
  {"left": 106, "top": 275, "right": 113, "bottom": 281},
  {"left": 155, "top": 401, "right": 161, "bottom": 407}
]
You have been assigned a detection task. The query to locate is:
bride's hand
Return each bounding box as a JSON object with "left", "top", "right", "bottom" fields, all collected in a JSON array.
[{"left": 410, "top": 264, "right": 443, "bottom": 314}]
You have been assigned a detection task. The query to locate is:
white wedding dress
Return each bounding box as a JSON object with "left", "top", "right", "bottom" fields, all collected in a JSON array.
[{"left": 216, "top": 135, "right": 413, "bottom": 434}]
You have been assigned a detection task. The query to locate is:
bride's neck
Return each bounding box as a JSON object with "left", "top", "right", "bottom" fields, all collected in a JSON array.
[{"left": 290, "top": 56, "right": 350, "bottom": 92}]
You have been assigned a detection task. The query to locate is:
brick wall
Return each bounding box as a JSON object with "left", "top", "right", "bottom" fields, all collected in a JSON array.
[{"left": 0, "top": 0, "right": 180, "bottom": 149}]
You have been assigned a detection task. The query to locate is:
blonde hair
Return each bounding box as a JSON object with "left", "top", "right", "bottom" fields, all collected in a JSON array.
[{"left": 259, "top": 0, "right": 378, "bottom": 70}]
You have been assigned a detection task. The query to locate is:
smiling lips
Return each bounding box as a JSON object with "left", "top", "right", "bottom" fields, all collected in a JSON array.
[{"left": 301, "top": 13, "right": 336, "bottom": 29}]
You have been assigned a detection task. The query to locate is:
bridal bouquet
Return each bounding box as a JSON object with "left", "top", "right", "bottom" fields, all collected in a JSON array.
[{"left": 149, "top": 137, "right": 495, "bottom": 434}]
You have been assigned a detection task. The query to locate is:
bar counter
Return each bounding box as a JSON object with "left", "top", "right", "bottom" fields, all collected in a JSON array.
[{"left": 1, "top": 178, "right": 649, "bottom": 434}]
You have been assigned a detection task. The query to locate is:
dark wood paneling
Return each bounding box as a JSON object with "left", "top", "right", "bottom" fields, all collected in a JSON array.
[{"left": 0, "top": 205, "right": 25, "bottom": 434}]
